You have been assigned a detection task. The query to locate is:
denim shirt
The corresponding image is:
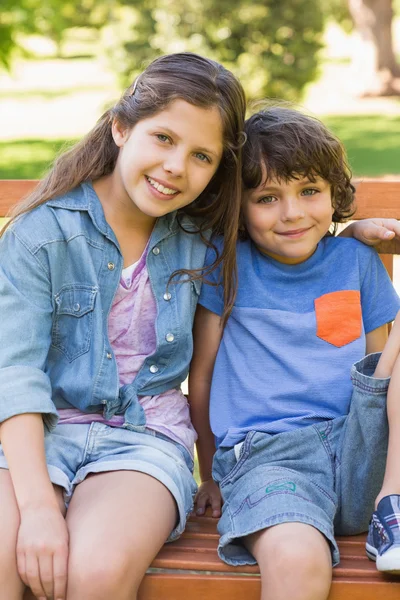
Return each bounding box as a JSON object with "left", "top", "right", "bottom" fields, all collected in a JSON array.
[{"left": 0, "top": 182, "right": 207, "bottom": 431}]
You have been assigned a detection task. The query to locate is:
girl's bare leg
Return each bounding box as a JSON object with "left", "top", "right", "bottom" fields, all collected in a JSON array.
[
  {"left": 0, "top": 470, "right": 25, "bottom": 600},
  {"left": 65, "top": 471, "right": 177, "bottom": 600},
  {"left": 373, "top": 312, "right": 400, "bottom": 504},
  {"left": 244, "top": 523, "right": 332, "bottom": 600}
]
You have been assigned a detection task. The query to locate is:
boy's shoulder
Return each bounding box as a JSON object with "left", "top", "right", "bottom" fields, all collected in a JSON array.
[{"left": 323, "top": 234, "right": 378, "bottom": 261}]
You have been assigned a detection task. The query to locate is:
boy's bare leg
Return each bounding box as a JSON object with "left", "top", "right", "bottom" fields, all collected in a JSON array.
[
  {"left": 244, "top": 523, "right": 332, "bottom": 600},
  {"left": 373, "top": 311, "right": 400, "bottom": 504}
]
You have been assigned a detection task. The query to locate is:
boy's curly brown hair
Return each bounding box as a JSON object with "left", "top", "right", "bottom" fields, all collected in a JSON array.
[{"left": 242, "top": 104, "right": 356, "bottom": 229}]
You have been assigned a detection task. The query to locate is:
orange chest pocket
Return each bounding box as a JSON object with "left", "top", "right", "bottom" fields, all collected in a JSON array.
[{"left": 314, "top": 290, "right": 362, "bottom": 348}]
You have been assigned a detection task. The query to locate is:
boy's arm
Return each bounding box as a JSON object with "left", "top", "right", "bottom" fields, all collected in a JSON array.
[{"left": 189, "top": 305, "right": 223, "bottom": 517}]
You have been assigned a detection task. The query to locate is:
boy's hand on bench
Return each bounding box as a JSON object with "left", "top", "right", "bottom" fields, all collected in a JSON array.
[{"left": 195, "top": 479, "right": 222, "bottom": 518}]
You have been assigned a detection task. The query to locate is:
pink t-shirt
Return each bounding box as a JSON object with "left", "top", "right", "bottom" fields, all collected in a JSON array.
[{"left": 59, "top": 245, "right": 197, "bottom": 456}]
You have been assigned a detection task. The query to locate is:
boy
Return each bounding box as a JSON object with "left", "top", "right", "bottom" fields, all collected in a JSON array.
[{"left": 189, "top": 106, "right": 400, "bottom": 600}]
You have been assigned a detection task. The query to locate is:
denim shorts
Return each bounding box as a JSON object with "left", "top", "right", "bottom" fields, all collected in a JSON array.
[
  {"left": 212, "top": 353, "right": 390, "bottom": 566},
  {"left": 0, "top": 423, "right": 197, "bottom": 541}
]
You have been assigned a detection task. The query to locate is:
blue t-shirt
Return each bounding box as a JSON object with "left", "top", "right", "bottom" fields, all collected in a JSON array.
[{"left": 199, "top": 236, "right": 400, "bottom": 448}]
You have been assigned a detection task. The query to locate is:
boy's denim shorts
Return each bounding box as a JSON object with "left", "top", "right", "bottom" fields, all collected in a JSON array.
[
  {"left": 212, "top": 353, "right": 390, "bottom": 566},
  {"left": 0, "top": 422, "right": 197, "bottom": 541}
]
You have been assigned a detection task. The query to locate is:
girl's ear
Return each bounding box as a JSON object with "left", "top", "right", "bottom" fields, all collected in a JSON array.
[{"left": 111, "top": 119, "right": 130, "bottom": 148}]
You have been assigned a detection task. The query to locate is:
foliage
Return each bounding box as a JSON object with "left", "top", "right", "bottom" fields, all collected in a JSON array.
[
  {"left": 0, "top": 0, "right": 111, "bottom": 66},
  {"left": 104, "top": 0, "right": 326, "bottom": 101}
]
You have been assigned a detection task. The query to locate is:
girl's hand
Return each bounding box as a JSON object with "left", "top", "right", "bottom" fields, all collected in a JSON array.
[
  {"left": 17, "top": 505, "right": 69, "bottom": 600},
  {"left": 195, "top": 479, "right": 222, "bottom": 518},
  {"left": 347, "top": 218, "right": 400, "bottom": 246}
]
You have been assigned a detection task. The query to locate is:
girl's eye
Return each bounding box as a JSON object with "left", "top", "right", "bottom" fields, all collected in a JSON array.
[
  {"left": 258, "top": 195, "right": 277, "bottom": 204},
  {"left": 302, "top": 188, "right": 319, "bottom": 196},
  {"left": 195, "top": 152, "right": 211, "bottom": 163},
  {"left": 156, "top": 133, "right": 171, "bottom": 143}
]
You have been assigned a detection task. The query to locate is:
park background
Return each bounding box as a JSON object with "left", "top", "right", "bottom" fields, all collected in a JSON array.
[{"left": 1, "top": 0, "right": 400, "bottom": 180}]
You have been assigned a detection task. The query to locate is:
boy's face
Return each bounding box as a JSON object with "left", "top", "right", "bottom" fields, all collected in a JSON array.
[{"left": 243, "top": 172, "right": 334, "bottom": 264}]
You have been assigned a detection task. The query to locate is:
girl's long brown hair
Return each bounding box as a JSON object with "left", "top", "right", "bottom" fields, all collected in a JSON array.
[{"left": 3, "top": 53, "right": 246, "bottom": 322}]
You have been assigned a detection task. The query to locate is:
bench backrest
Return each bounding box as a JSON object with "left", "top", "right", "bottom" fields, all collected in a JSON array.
[{"left": 1, "top": 179, "right": 399, "bottom": 277}]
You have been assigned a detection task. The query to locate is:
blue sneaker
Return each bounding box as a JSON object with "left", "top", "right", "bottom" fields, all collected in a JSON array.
[{"left": 366, "top": 495, "right": 400, "bottom": 573}]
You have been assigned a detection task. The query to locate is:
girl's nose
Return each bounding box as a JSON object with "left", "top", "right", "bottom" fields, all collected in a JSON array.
[{"left": 163, "top": 150, "right": 186, "bottom": 177}]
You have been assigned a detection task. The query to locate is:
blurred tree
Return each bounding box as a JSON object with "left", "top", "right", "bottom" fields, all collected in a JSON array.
[
  {"left": 106, "top": 0, "right": 325, "bottom": 101},
  {"left": 0, "top": 0, "right": 112, "bottom": 66},
  {"left": 346, "top": 0, "right": 400, "bottom": 95},
  {"left": 321, "top": 0, "right": 400, "bottom": 96}
]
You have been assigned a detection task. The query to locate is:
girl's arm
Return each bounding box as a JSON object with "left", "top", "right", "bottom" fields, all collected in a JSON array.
[
  {"left": 366, "top": 324, "right": 389, "bottom": 355},
  {"left": 340, "top": 218, "right": 400, "bottom": 247},
  {"left": 1, "top": 415, "right": 69, "bottom": 599},
  {"left": 189, "top": 305, "right": 223, "bottom": 517}
]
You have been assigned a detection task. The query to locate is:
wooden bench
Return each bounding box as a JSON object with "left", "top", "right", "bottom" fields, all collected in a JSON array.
[{"left": 1, "top": 179, "right": 400, "bottom": 600}]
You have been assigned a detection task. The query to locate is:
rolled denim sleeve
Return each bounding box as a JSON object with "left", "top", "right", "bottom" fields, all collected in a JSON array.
[{"left": 0, "top": 228, "right": 58, "bottom": 429}]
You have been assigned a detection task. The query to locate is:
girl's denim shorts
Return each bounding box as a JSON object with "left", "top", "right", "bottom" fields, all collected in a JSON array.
[
  {"left": 0, "top": 422, "right": 197, "bottom": 541},
  {"left": 212, "top": 353, "right": 390, "bottom": 567}
]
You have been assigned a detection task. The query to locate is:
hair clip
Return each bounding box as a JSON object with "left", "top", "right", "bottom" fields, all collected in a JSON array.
[{"left": 129, "top": 75, "right": 141, "bottom": 97}]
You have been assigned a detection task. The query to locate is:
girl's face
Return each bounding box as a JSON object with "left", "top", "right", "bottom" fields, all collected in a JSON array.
[
  {"left": 243, "top": 172, "right": 334, "bottom": 264},
  {"left": 111, "top": 99, "right": 224, "bottom": 219}
]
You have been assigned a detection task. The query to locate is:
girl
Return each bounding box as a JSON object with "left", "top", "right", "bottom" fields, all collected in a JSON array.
[
  {"left": 0, "top": 52, "right": 246, "bottom": 600},
  {"left": 190, "top": 105, "right": 400, "bottom": 600}
]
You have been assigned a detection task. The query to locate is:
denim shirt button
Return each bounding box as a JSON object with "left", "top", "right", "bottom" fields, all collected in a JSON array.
[
  {"left": 152, "top": 247, "right": 160, "bottom": 256},
  {"left": 107, "top": 262, "right": 115, "bottom": 270},
  {"left": 149, "top": 364, "right": 159, "bottom": 373},
  {"left": 163, "top": 292, "right": 172, "bottom": 301},
  {"left": 106, "top": 352, "right": 112, "bottom": 359},
  {"left": 73, "top": 303, "right": 80, "bottom": 312},
  {"left": 165, "top": 333, "right": 174, "bottom": 343}
]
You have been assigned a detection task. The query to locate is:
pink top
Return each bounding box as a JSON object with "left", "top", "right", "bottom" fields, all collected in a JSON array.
[{"left": 59, "top": 245, "right": 197, "bottom": 456}]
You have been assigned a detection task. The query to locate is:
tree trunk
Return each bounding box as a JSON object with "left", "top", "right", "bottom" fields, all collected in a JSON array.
[{"left": 348, "top": 0, "right": 400, "bottom": 96}]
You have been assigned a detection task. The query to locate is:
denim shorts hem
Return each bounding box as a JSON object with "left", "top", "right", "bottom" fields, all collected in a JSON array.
[
  {"left": 0, "top": 458, "right": 73, "bottom": 502},
  {"left": 351, "top": 352, "right": 390, "bottom": 392},
  {"left": 218, "top": 513, "right": 339, "bottom": 567}
]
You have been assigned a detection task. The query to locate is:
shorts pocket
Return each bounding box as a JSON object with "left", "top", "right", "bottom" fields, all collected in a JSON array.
[
  {"left": 52, "top": 284, "right": 98, "bottom": 362},
  {"left": 315, "top": 290, "right": 361, "bottom": 347}
]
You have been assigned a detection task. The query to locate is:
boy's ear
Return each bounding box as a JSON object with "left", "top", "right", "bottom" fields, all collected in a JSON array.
[{"left": 111, "top": 119, "right": 130, "bottom": 147}]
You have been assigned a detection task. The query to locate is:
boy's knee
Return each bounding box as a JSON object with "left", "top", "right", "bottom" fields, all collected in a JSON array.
[{"left": 247, "top": 523, "right": 332, "bottom": 598}]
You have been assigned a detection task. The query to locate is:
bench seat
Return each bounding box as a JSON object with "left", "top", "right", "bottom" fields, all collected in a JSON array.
[{"left": 137, "top": 514, "right": 400, "bottom": 599}]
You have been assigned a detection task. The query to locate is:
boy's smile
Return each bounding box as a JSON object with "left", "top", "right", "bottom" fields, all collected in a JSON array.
[{"left": 243, "top": 174, "right": 335, "bottom": 265}]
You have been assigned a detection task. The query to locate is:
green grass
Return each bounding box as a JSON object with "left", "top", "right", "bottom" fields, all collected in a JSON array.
[
  {"left": 2, "top": 115, "right": 400, "bottom": 179},
  {"left": 323, "top": 115, "right": 400, "bottom": 177},
  {"left": 0, "top": 139, "right": 78, "bottom": 179}
]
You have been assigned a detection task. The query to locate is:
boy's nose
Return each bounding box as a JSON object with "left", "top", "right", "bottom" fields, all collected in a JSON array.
[{"left": 282, "top": 198, "right": 305, "bottom": 221}]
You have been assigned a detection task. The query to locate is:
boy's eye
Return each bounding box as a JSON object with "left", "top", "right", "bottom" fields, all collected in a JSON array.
[
  {"left": 195, "top": 152, "right": 211, "bottom": 163},
  {"left": 258, "top": 195, "right": 277, "bottom": 204},
  {"left": 301, "top": 188, "right": 319, "bottom": 196}
]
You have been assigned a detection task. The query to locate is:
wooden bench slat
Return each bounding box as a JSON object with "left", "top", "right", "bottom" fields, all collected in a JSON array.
[{"left": 138, "top": 572, "right": 400, "bottom": 600}]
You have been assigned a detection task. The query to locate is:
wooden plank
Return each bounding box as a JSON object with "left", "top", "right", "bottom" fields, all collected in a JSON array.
[
  {"left": 137, "top": 572, "right": 400, "bottom": 600},
  {"left": 353, "top": 180, "right": 400, "bottom": 220},
  {"left": 0, "top": 180, "right": 37, "bottom": 216}
]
